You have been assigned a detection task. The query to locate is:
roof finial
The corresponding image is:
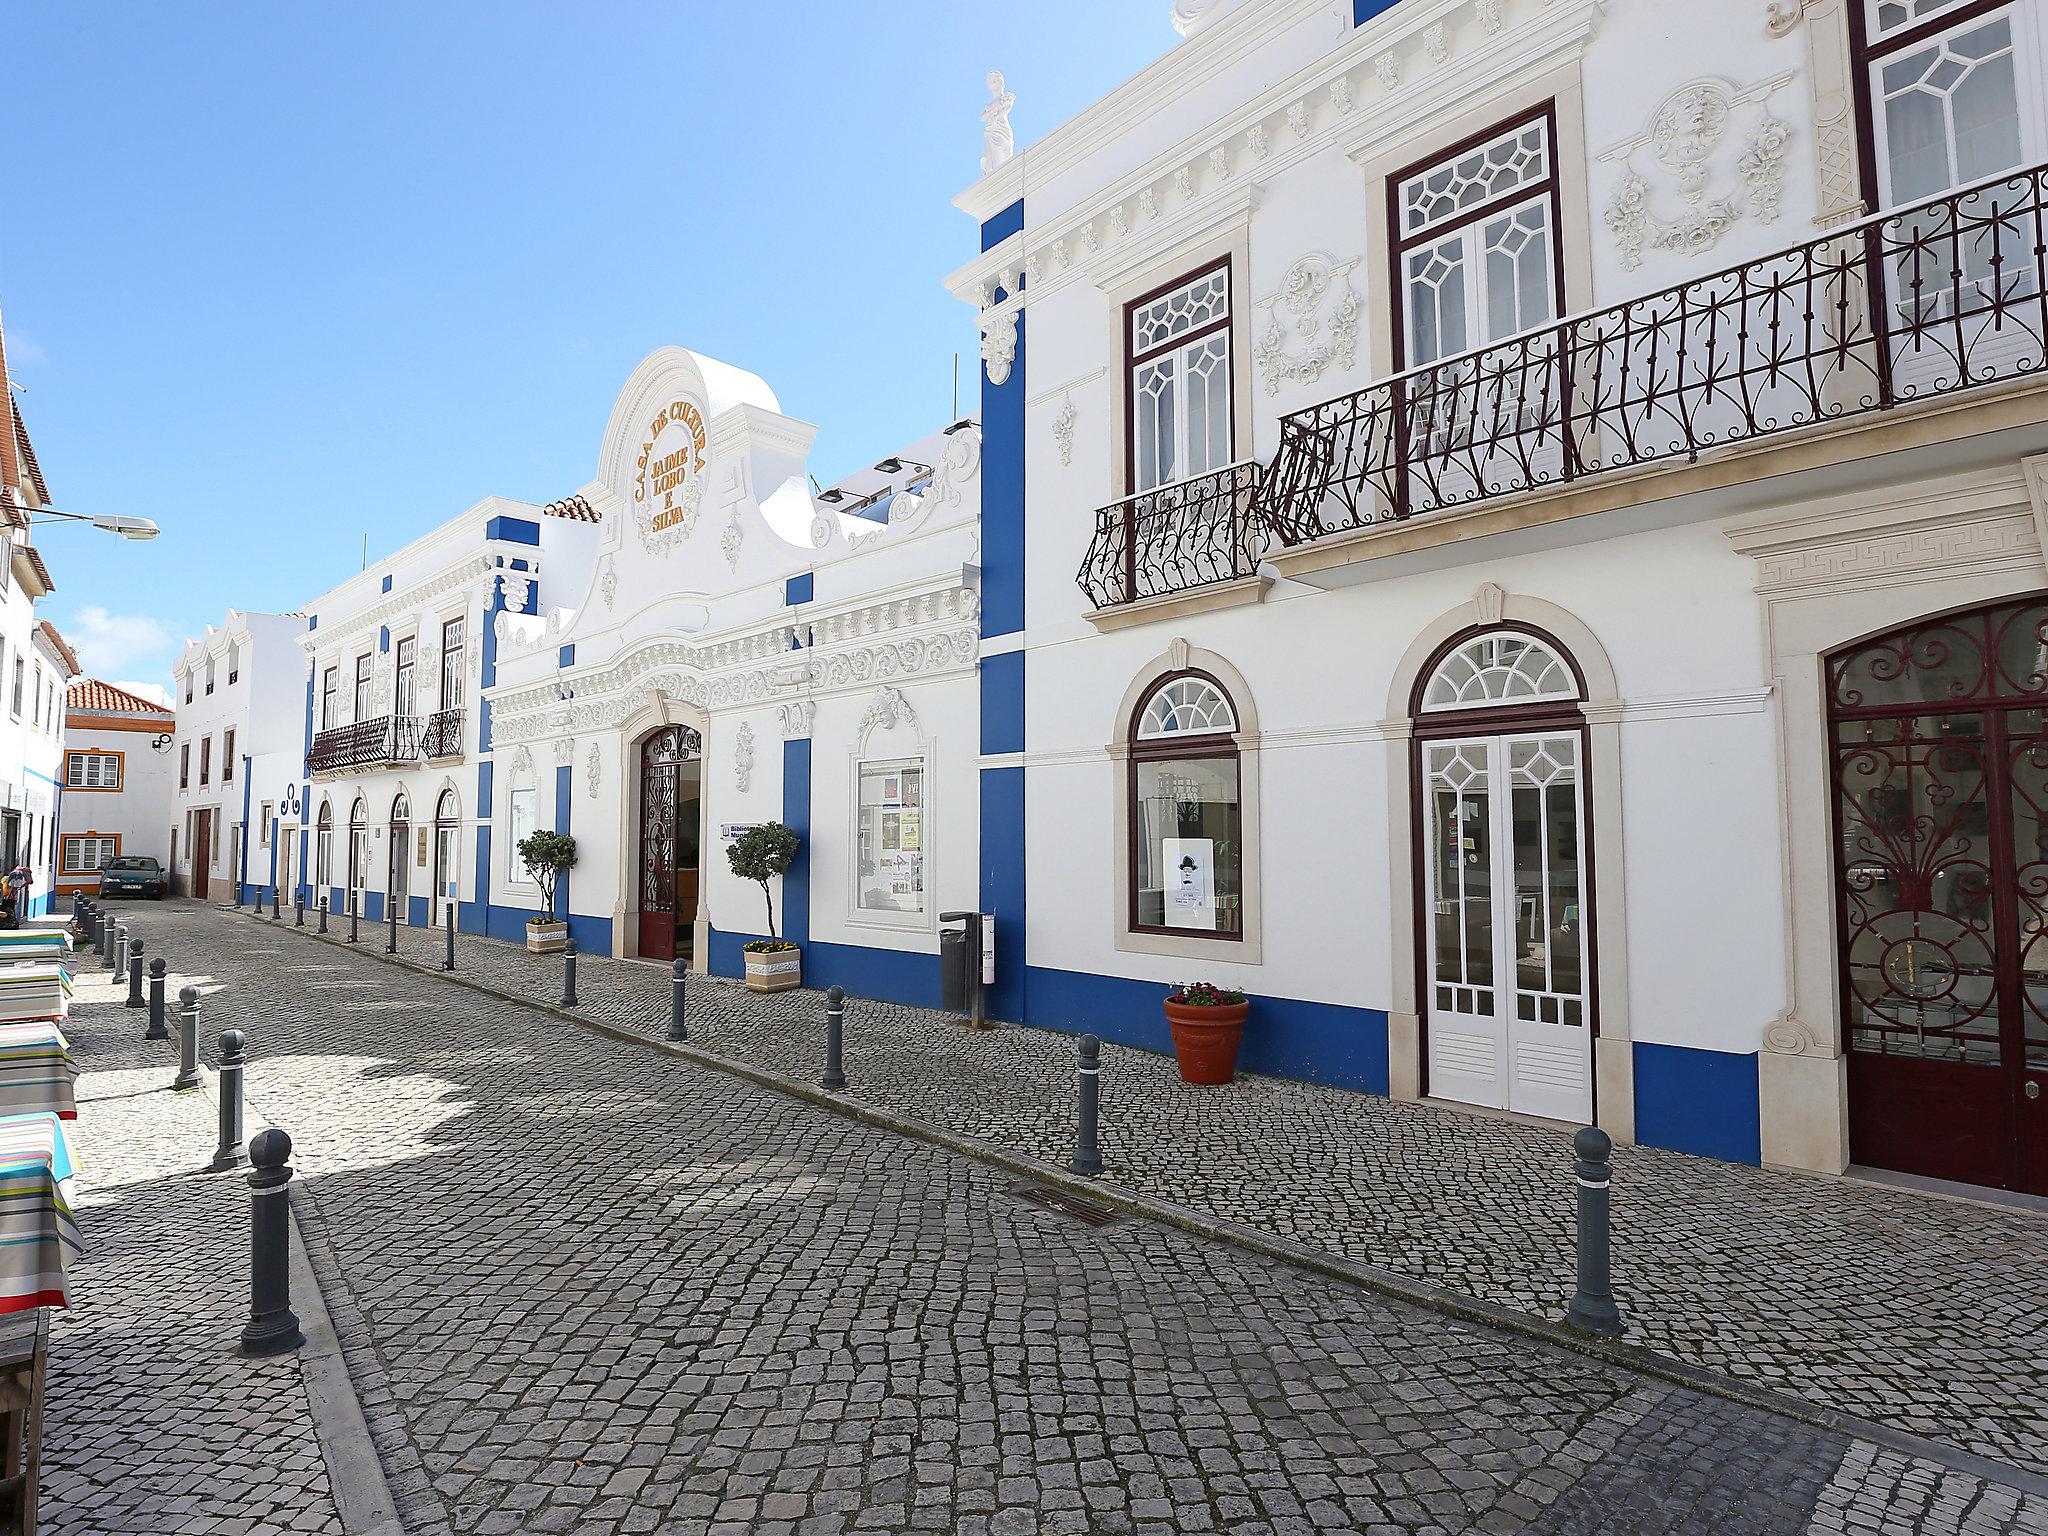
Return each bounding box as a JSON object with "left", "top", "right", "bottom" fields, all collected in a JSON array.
[{"left": 981, "top": 71, "right": 1015, "bottom": 176}]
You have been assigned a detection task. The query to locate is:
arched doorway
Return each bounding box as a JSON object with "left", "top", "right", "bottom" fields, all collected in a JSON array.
[
  {"left": 389, "top": 791, "right": 411, "bottom": 922},
  {"left": 1829, "top": 595, "right": 2048, "bottom": 1194},
  {"left": 1413, "top": 626, "right": 1592, "bottom": 1122},
  {"left": 347, "top": 796, "right": 367, "bottom": 905},
  {"left": 432, "top": 789, "right": 460, "bottom": 918},
  {"left": 638, "top": 726, "right": 702, "bottom": 962}
]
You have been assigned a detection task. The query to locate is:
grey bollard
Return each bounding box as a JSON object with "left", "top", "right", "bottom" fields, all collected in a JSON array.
[
  {"left": 211, "top": 1028, "right": 248, "bottom": 1171},
  {"left": 442, "top": 902, "right": 456, "bottom": 971},
  {"left": 1069, "top": 1034, "right": 1104, "bottom": 1177},
  {"left": 240, "top": 1128, "right": 304, "bottom": 1356},
  {"left": 102, "top": 914, "right": 119, "bottom": 969},
  {"left": 347, "top": 892, "right": 359, "bottom": 945},
  {"left": 560, "top": 937, "right": 578, "bottom": 1007},
  {"left": 145, "top": 959, "right": 170, "bottom": 1040},
  {"left": 271, "top": 887, "right": 282, "bottom": 922},
  {"left": 1564, "top": 1127, "right": 1624, "bottom": 1338},
  {"left": 125, "top": 938, "right": 145, "bottom": 1009},
  {"left": 667, "top": 959, "right": 687, "bottom": 1042},
  {"left": 386, "top": 893, "right": 399, "bottom": 954},
  {"left": 295, "top": 892, "right": 305, "bottom": 927},
  {"left": 68, "top": 892, "right": 82, "bottom": 926},
  {"left": 317, "top": 897, "right": 329, "bottom": 935},
  {"left": 820, "top": 985, "right": 847, "bottom": 1090},
  {"left": 87, "top": 903, "right": 102, "bottom": 952},
  {"left": 173, "top": 986, "right": 203, "bottom": 1091},
  {"left": 110, "top": 920, "right": 128, "bottom": 974}
]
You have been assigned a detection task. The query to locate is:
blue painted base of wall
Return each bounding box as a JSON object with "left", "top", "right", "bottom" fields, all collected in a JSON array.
[
  {"left": 707, "top": 928, "right": 942, "bottom": 1010},
  {"left": 1025, "top": 966, "right": 1391, "bottom": 1096},
  {"left": 566, "top": 912, "right": 611, "bottom": 957},
  {"left": 1631, "top": 1041, "right": 1761, "bottom": 1165},
  {"left": 409, "top": 896, "right": 429, "bottom": 928},
  {"left": 24, "top": 893, "right": 51, "bottom": 920}
]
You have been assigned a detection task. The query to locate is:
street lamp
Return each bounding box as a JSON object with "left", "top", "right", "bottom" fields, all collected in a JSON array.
[{"left": 25, "top": 506, "right": 160, "bottom": 541}]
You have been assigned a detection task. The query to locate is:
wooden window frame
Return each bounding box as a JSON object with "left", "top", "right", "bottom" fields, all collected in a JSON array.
[
  {"left": 61, "top": 832, "right": 121, "bottom": 875},
  {"left": 223, "top": 727, "right": 236, "bottom": 783},
  {"left": 64, "top": 750, "right": 125, "bottom": 791},
  {"left": 1122, "top": 255, "right": 1238, "bottom": 496},
  {"left": 1125, "top": 668, "right": 1245, "bottom": 944}
]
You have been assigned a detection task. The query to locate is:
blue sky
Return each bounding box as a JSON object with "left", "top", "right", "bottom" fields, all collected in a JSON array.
[{"left": 4, "top": 2, "right": 1169, "bottom": 696}]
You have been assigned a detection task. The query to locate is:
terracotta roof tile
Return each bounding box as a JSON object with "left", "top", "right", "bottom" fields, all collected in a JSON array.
[
  {"left": 540, "top": 493, "right": 600, "bottom": 523},
  {"left": 17, "top": 544, "right": 53, "bottom": 595},
  {"left": 66, "top": 678, "right": 171, "bottom": 717},
  {"left": 38, "top": 622, "right": 80, "bottom": 677},
  {"left": 12, "top": 409, "right": 46, "bottom": 507}
]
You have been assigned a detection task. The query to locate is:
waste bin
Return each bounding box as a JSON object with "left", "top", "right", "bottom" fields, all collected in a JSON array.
[{"left": 940, "top": 921, "right": 969, "bottom": 1012}]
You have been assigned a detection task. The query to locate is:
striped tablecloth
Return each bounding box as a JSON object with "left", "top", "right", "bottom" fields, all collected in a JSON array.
[
  {"left": 0, "top": 1113, "right": 81, "bottom": 1313},
  {"left": 0, "top": 963, "right": 70, "bottom": 1028},
  {"left": 0, "top": 1025, "right": 75, "bottom": 1121}
]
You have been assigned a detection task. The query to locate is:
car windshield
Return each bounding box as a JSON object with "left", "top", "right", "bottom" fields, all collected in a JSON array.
[{"left": 106, "top": 858, "right": 158, "bottom": 872}]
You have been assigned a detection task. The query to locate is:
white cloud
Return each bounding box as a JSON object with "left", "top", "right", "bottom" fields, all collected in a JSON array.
[
  {"left": 107, "top": 679, "right": 172, "bottom": 708},
  {"left": 5, "top": 330, "right": 47, "bottom": 368},
  {"left": 63, "top": 606, "right": 175, "bottom": 678}
]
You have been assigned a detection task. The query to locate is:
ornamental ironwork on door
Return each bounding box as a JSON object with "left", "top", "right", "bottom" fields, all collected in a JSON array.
[
  {"left": 638, "top": 726, "right": 701, "bottom": 962},
  {"left": 1829, "top": 596, "right": 2048, "bottom": 1195}
]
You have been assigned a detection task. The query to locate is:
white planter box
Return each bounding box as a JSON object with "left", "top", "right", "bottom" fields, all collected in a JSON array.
[
  {"left": 526, "top": 920, "right": 568, "bottom": 954},
  {"left": 744, "top": 945, "right": 802, "bottom": 993}
]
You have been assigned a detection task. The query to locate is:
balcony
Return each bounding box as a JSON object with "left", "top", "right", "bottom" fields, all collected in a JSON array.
[
  {"left": 421, "top": 707, "right": 465, "bottom": 761},
  {"left": 1257, "top": 163, "right": 2048, "bottom": 579},
  {"left": 306, "top": 716, "right": 422, "bottom": 777},
  {"left": 1075, "top": 460, "right": 1264, "bottom": 625}
]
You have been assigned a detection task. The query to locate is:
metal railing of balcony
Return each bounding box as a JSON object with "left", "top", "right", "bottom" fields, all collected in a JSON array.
[
  {"left": 305, "top": 715, "right": 423, "bottom": 777},
  {"left": 421, "top": 708, "right": 465, "bottom": 761},
  {"left": 1258, "top": 161, "right": 2048, "bottom": 549},
  {"left": 1076, "top": 460, "right": 1263, "bottom": 609}
]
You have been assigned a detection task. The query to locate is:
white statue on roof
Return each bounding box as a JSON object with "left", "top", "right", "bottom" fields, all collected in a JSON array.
[{"left": 981, "top": 70, "right": 1015, "bottom": 175}]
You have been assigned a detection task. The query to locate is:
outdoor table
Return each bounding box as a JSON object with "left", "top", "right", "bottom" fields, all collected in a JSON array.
[
  {"left": 0, "top": 964, "right": 69, "bottom": 1030},
  {"left": 0, "top": 1026, "right": 75, "bottom": 1121},
  {"left": 0, "top": 1114, "right": 81, "bottom": 1315}
]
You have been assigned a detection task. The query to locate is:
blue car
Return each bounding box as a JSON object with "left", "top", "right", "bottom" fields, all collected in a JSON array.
[{"left": 100, "top": 856, "right": 166, "bottom": 900}]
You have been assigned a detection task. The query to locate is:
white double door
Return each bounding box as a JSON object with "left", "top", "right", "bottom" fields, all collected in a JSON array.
[{"left": 1423, "top": 730, "right": 1592, "bottom": 1122}]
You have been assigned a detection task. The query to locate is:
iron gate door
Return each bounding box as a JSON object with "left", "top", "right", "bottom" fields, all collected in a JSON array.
[
  {"left": 1830, "top": 596, "right": 2048, "bottom": 1195},
  {"left": 637, "top": 726, "right": 699, "bottom": 961}
]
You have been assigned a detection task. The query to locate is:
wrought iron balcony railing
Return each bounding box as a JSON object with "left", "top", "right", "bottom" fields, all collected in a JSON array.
[
  {"left": 306, "top": 715, "right": 422, "bottom": 777},
  {"left": 1258, "top": 162, "right": 2048, "bottom": 550},
  {"left": 421, "top": 707, "right": 465, "bottom": 761},
  {"left": 1076, "top": 460, "right": 1262, "bottom": 610}
]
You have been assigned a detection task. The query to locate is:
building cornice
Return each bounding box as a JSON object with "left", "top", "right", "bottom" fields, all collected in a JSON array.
[{"left": 298, "top": 551, "right": 501, "bottom": 659}]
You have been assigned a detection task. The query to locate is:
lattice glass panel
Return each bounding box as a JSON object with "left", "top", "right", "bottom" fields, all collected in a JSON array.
[
  {"left": 1400, "top": 121, "right": 1550, "bottom": 237},
  {"left": 1879, "top": 17, "right": 2023, "bottom": 204},
  {"left": 1132, "top": 269, "right": 1230, "bottom": 354},
  {"left": 1481, "top": 202, "right": 1556, "bottom": 342},
  {"left": 1138, "top": 676, "right": 1236, "bottom": 738},
  {"left": 1872, "top": 0, "right": 1985, "bottom": 41},
  {"left": 1422, "top": 633, "right": 1579, "bottom": 711}
]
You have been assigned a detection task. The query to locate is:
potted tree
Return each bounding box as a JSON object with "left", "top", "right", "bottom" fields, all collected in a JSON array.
[
  {"left": 727, "top": 821, "right": 802, "bottom": 992},
  {"left": 1163, "top": 982, "right": 1250, "bottom": 1084},
  {"left": 517, "top": 829, "right": 577, "bottom": 953}
]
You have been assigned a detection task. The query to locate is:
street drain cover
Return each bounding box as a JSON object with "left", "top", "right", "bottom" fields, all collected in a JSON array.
[{"left": 1011, "top": 1184, "right": 1118, "bottom": 1227}]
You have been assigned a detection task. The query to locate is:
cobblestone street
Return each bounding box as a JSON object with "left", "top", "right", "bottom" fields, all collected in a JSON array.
[
  {"left": 264, "top": 896, "right": 2048, "bottom": 1477},
  {"left": 32, "top": 901, "right": 2048, "bottom": 1534}
]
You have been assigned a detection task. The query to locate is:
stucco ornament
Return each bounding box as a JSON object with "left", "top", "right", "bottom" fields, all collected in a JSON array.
[
  {"left": 1171, "top": 0, "right": 1241, "bottom": 37},
  {"left": 634, "top": 473, "right": 703, "bottom": 555},
  {"left": 1253, "top": 254, "right": 1362, "bottom": 396},
  {"left": 780, "top": 700, "right": 816, "bottom": 740},
  {"left": 734, "top": 721, "right": 756, "bottom": 793},
  {"left": 922, "top": 423, "right": 983, "bottom": 513},
  {"left": 599, "top": 560, "right": 617, "bottom": 610},
  {"left": 1052, "top": 396, "right": 1077, "bottom": 467},
  {"left": 585, "top": 742, "right": 601, "bottom": 799},
  {"left": 511, "top": 744, "right": 534, "bottom": 780},
  {"left": 980, "top": 70, "right": 1014, "bottom": 175},
  {"left": 1600, "top": 75, "right": 1795, "bottom": 272},
  {"left": 1477, "top": 0, "right": 1503, "bottom": 32},
  {"left": 553, "top": 736, "right": 575, "bottom": 767},
  {"left": 980, "top": 309, "right": 1017, "bottom": 387},
  {"left": 721, "top": 510, "right": 744, "bottom": 573},
  {"left": 858, "top": 686, "right": 920, "bottom": 747}
]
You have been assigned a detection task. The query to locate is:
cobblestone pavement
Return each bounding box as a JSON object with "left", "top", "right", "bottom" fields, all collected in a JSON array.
[
  {"left": 252, "top": 898, "right": 2048, "bottom": 1478},
  {"left": 42, "top": 921, "right": 344, "bottom": 1534},
  {"left": 56, "top": 900, "right": 2044, "bottom": 1535}
]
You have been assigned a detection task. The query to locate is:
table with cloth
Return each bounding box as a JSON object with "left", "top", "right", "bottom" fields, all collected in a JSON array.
[{"left": 0, "top": 1114, "right": 81, "bottom": 1315}]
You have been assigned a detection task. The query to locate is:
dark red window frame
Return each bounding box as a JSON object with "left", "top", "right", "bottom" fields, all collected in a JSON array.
[{"left": 1126, "top": 667, "right": 1244, "bottom": 942}]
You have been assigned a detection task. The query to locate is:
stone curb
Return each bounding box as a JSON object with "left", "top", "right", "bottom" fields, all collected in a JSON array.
[{"left": 240, "top": 909, "right": 2048, "bottom": 1499}]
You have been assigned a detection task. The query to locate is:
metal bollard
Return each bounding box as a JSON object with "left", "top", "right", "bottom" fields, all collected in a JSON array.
[
  {"left": 125, "top": 939, "right": 145, "bottom": 1009},
  {"left": 386, "top": 893, "right": 398, "bottom": 954},
  {"left": 317, "top": 897, "right": 329, "bottom": 935},
  {"left": 442, "top": 902, "right": 456, "bottom": 971},
  {"left": 69, "top": 892, "right": 82, "bottom": 926},
  {"left": 233, "top": 877, "right": 244, "bottom": 909},
  {"left": 667, "top": 958, "right": 687, "bottom": 1042},
  {"left": 348, "top": 892, "right": 359, "bottom": 945},
  {"left": 820, "top": 985, "right": 846, "bottom": 1090},
  {"left": 211, "top": 1028, "right": 248, "bottom": 1172},
  {"left": 1564, "top": 1127, "right": 1624, "bottom": 1338},
  {"left": 146, "top": 959, "right": 170, "bottom": 1040},
  {"left": 240, "top": 1128, "right": 304, "bottom": 1356},
  {"left": 86, "top": 902, "right": 102, "bottom": 952},
  {"left": 295, "top": 892, "right": 305, "bottom": 927},
  {"left": 271, "top": 887, "right": 282, "bottom": 922},
  {"left": 101, "top": 915, "right": 118, "bottom": 969},
  {"left": 110, "top": 920, "right": 128, "bottom": 974},
  {"left": 560, "top": 937, "right": 579, "bottom": 1007},
  {"left": 173, "top": 986, "right": 203, "bottom": 1091},
  {"left": 1069, "top": 1034, "right": 1104, "bottom": 1177}
]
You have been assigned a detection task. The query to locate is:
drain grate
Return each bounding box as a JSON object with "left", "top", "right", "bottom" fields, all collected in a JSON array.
[{"left": 1011, "top": 1184, "right": 1119, "bottom": 1228}]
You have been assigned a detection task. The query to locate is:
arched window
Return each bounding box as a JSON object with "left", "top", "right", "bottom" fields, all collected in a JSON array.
[
  {"left": 1128, "top": 671, "right": 1243, "bottom": 939},
  {"left": 433, "top": 789, "right": 461, "bottom": 907},
  {"left": 388, "top": 792, "right": 413, "bottom": 913},
  {"left": 315, "top": 799, "right": 334, "bottom": 889},
  {"left": 1419, "top": 630, "right": 1580, "bottom": 712},
  {"left": 347, "top": 796, "right": 368, "bottom": 892}
]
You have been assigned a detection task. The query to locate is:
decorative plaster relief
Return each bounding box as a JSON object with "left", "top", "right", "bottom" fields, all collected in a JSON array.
[
  {"left": 1423, "top": 21, "right": 1448, "bottom": 62},
  {"left": 1246, "top": 124, "right": 1268, "bottom": 162},
  {"left": 980, "top": 309, "right": 1017, "bottom": 386},
  {"left": 511, "top": 744, "right": 534, "bottom": 780},
  {"left": 1330, "top": 77, "right": 1353, "bottom": 115},
  {"left": 857, "top": 686, "right": 922, "bottom": 749},
  {"left": 554, "top": 736, "right": 575, "bottom": 767},
  {"left": 734, "top": 721, "right": 755, "bottom": 793},
  {"left": 981, "top": 70, "right": 1014, "bottom": 175},
  {"left": 585, "top": 743, "right": 601, "bottom": 799},
  {"left": 780, "top": 700, "right": 816, "bottom": 739},
  {"left": 1253, "top": 253, "right": 1362, "bottom": 395},
  {"left": 1287, "top": 101, "right": 1310, "bottom": 138},
  {"left": 1053, "top": 396, "right": 1076, "bottom": 467},
  {"left": 1375, "top": 51, "right": 1400, "bottom": 90},
  {"left": 1478, "top": 0, "right": 1503, "bottom": 32},
  {"left": 599, "top": 561, "right": 617, "bottom": 610},
  {"left": 1600, "top": 75, "right": 1796, "bottom": 271}
]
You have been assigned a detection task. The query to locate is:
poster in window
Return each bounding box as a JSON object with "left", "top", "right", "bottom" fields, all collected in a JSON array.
[
  {"left": 882, "top": 773, "right": 902, "bottom": 805},
  {"left": 899, "top": 811, "right": 921, "bottom": 852},
  {"left": 1162, "top": 837, "right": 1216, "bottom": 931}
]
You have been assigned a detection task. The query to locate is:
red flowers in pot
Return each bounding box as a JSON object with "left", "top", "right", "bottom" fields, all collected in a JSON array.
[{"left": 1163, "top": 982, "right": 1249, "bottom": 1084}]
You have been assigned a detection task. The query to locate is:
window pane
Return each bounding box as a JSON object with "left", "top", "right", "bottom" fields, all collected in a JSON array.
[
  {"left": 1182, "top": 334, "right": 1232, "bottom": 477},
  {"left": 1134, "top": 355, "right": 1177, "bottom": 490},
  {"left": 1426, "top": 744, "right": 1494, "bottom": 1008},
  {"left": 508, "top": 789, "right": 537, "bottom": 879},
  {"left": 857, "top": 760, "right": 926, "bottom": 915},
  {"left": 1509, "top": 737, "right": 1585, "bottom": 1028},
  {"left": 1134, "top": 756, "right": 1242, "bottom": 934},
  {"left": 1400, "top": 120, "right": 1550, "bottom": 236},
  {"left": 1406, "top": 238, "right": 1467, "bottom": 365},
  {"left": 1132, "top": 269, "right": 1229, "bottom": 353}
]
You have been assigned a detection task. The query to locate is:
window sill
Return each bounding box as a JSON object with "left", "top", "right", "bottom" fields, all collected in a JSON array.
[
  {"left": 845, "top": 908, "right": 934, "bottom": 936},
  {"left": 1084, "top": 573, "right": 1270, "bottom": 632},
  {"left": 1115, "top": 923, "right": 1262, "bottom": 967}
]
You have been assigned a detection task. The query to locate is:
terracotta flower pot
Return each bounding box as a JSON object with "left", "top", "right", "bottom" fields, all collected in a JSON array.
[{"left": 1164, "top": 998, "right": 1249, "bottom": 1084}]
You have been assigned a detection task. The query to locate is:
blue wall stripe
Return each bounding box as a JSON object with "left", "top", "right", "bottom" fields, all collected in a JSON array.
[
  {"left": 1631, "top": 1042, "right": 1762, "bottom": 1165},
  {"left": 781, "top": 738, "right": 811, "bottom": 946}
]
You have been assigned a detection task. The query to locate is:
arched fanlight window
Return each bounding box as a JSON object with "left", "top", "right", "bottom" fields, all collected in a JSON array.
[
  {"left": 1137, "top": 675, "right": 1238, "bottom": 739},
  {"left": 1128, "top": 671, "right": 1243, "bottom": 939},
  {"left": 391, "top": 791, "right": 411, "bottom": 822},
  {"left": 435, "top": 789, "right": 459, "bottom": 822},
  {"left": 1420, "top": 630, "right": 1580, "bottom": 712},
  {"left": 347, "top": 797, "right": 369, "bottom": 891}
]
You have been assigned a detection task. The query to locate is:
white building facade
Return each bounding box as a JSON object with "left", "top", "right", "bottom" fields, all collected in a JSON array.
[
  {"left": 942, "top": 0, "right": 2048, "bottom": 1191},
  {"left": 170, "top": 611, "right": 307, "bottom": 902},
  {"left": 56, "top": 680, "right": 174, "bottom": 899}
]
